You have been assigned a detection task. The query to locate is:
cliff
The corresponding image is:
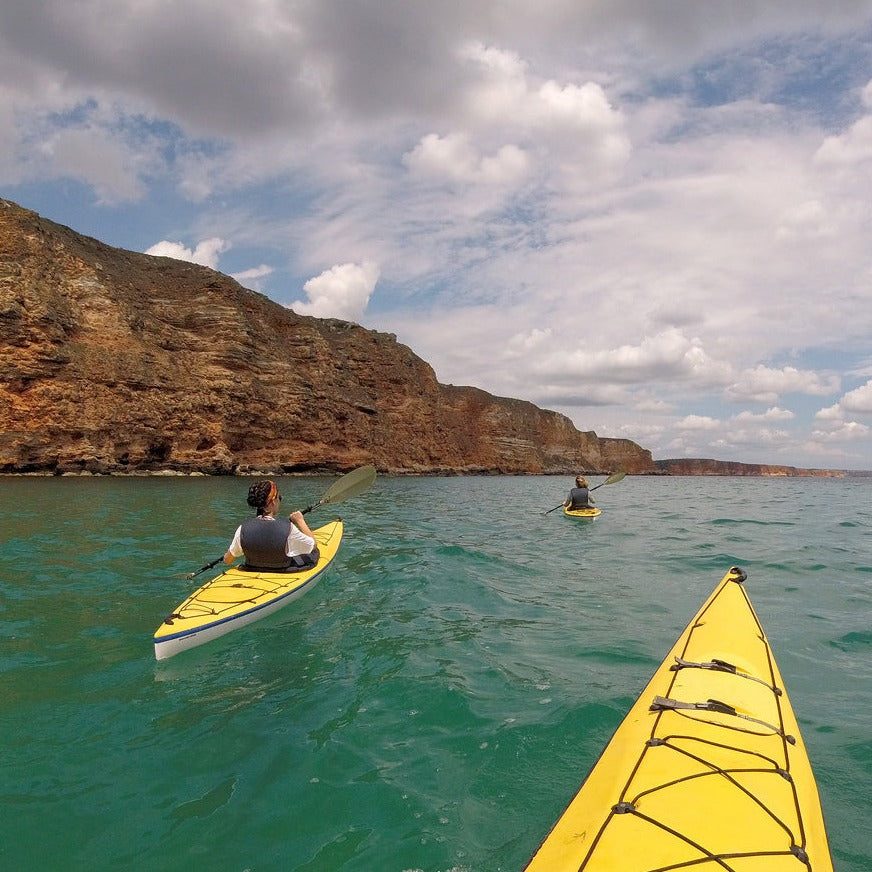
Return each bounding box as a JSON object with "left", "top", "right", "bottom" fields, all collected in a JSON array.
[
  {"left": 656, "top": 459, "right": 848, "bottom": 477},
  {"left": 0, "top": 198, "right": 655, "bottom": 476}
]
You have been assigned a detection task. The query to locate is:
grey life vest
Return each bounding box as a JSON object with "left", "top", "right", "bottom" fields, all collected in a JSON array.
[
  {"left": 568, "top": 486, "right": 590, "bottom": 508},
  {"left": 240, "top": 517, "right": 294, "bottom": 569}
]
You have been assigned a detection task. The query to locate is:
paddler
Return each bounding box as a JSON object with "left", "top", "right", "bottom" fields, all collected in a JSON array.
[
  {"left": 223, "top": 480, "right": 320, "bottom": 570},
  {"left": 564, "top": 474, "right": 595, "bottom": 510}
]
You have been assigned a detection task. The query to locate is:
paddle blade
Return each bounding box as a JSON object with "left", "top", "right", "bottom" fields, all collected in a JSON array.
[
  {"left": 590, "top": 471, "right": 627, "bottom": 491},
  {"left": 302, "top": 464, "right": 377, "bottom": 513},
  {"left": 324, "top": 464, "right": 377, "bottom": 503}
]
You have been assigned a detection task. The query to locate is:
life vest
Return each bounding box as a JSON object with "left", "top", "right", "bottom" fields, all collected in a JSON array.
[
  {"left": 568, "top": 486, "right": 590, "bottom": 508},
  {"left": 240, "top": 517, "right": 294, "bottom": 569}
]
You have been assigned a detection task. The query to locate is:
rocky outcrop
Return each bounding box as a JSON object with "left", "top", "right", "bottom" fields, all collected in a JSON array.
[
  {"left": 656, "top": 459, "right": 847, "bottom": 477},
  {"left": 0, "top": 198, "right": 655, "bottom": 476}
]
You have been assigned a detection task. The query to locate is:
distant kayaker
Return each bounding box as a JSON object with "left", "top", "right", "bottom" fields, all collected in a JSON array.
[
  {"left": 564, "top": 475, "right": 595, "bottom": 510},
  {"left": 223, "top": 480, "right": 320, "bottom": 570}
]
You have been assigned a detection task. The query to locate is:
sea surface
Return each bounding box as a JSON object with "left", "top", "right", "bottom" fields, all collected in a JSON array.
[{"left": 1, "top": 473, "right": 870, "bottom": 871}]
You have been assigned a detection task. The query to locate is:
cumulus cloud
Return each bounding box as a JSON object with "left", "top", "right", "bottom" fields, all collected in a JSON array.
[
  {"left": 145, "top": 237, "right": 229, "bottom": 269},
  {"left": 815, "top": 379, "right": 872, "bottom": 420},
  {"left": 537, "top": 329, "right": 731, "bottom": 386},
  {"left": 676, "top": 414, "right": 720, "bottom": 431},
  {"left": 815, "top": 403, "right": 843, "bottom": 421},
  {"left": 725, "top": 366, "right": 841, "bottom": 404},
  {"left": 839, "top": 379, "right": 872, "bottom": 414},
  {"left": 403, "top": 133, "right": 529, "bottom": 185},
  {"left": 811, "top": 421, "right": 870, "bottom": 442},
  {"left": 458, "top": 41, "right": 631, "bottom": 169},
  {"left": 814, "top": 114, "right": 872, "bottom": 167},
  {"left": 289, "top": 261, "right": 379, "bottom": 321}
]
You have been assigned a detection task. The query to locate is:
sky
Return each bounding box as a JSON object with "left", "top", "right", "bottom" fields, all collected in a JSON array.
[{"left": 3, "top": 1, "right": 872, "bottom": 470}]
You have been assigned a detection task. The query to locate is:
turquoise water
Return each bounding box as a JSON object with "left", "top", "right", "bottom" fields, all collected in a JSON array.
[{"left": 2, "top": 474, "right": 870, "bottom": 871}]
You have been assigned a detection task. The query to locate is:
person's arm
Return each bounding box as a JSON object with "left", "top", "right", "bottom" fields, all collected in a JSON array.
[
  {"left": 290, "top": 510, "right": 314, "bottom": 538},
  {"left": 224, "top": 526, "right": 243, "bottom": 564},
  {"left": 288, "top": 511, "right": 317, "bottom": 553}
]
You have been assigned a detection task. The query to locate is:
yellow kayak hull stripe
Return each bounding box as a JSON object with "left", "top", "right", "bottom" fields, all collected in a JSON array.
[
  {"left": 523, "top": 566, "right": 833, "bottom": 871},
  {"left": 153, "top": 520, "right": 343, "bottom": 660}
]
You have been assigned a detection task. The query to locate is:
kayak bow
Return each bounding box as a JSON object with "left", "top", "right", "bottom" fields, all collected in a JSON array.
[{"left": 524, "top": 566, "right": 833, "bottom": 871}]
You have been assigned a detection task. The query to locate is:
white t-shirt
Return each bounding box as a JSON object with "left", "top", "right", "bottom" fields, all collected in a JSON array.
[{"left": 227, "top": 515, "right": 316, "bottom": 559}]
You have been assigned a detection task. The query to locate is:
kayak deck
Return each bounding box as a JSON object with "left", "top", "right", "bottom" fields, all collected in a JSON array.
[
  {"left": 563, "top": 505, "right": 601, "bottom": 519},
  {"left": 154, "top": 519, "right": 343, "bottom": 660},
  {"left": 524, "top": 566, "right": 832, "bottom": 871}
]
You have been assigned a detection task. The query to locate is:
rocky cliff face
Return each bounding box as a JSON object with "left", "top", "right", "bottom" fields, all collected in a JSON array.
[
  {"left": 655, "top": 459, "right": 847, "bottom": 477},
  {"left": 0, "top": 199, "right": 655, "bottom": 476}
]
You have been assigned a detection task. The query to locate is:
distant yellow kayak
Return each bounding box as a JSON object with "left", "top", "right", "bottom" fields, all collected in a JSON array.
[
  {"left": 523, "top": 566, "right": 833, "bottom": 871},
  {"left": 563, "top": 506, "right": 601, "bottom": 520},
  {"left": 154, "top": 520, "right": 343, "bottom": 660}
]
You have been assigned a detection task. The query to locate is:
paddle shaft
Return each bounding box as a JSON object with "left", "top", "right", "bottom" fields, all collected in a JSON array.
[{"left": 185, "top": 555, "right": 224, "bottom": 580}]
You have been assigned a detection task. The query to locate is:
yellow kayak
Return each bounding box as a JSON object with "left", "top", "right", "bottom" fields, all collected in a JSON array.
[
  {"left": 524, "top": 566, "right": 833, "bottom": 871},
  {"left": 564, "top": 506, "right": 601, "bottom": 520},
  {"left": 154, "top": 520, "right": 343, "bottom": 660}
]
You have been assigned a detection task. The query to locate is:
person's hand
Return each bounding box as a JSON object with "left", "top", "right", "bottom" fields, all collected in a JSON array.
[{"left": 289, "top": 510, "right": 304, "bottom": 524}]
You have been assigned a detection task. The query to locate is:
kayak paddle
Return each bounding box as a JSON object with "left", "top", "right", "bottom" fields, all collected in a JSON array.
[
  {"left": 184, "top": 555, "right": 225, "bottom": 579},
  {"left": 184, "top": 464, "right": 378, "bottom": 579},
  {"left": 299, "top": 464, "right": 377, "bottom": 515},
  {"left": 542, "top": 470, "right": 626, "bottom": 515}
]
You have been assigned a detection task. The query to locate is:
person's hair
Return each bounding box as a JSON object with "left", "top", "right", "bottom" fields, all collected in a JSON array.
[
  {"left": 247, "top": 480, "right": 276, "bottom": 515},
  {"left": 576, "top": 475, "right": 588, "bottom": 487}
]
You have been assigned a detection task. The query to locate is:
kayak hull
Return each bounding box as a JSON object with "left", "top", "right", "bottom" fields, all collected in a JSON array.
[
  {"left": 154, "top": 520, "right": 343, "bottom": 660},
  {"left": 563, "top": 505, "right": 601, "bottom": 520},
  {"left": 523, "top": 566, "right": 833, "bottom": 871}
]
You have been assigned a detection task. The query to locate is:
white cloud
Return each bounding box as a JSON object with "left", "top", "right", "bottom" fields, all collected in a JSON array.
[
  {"left": 733, "top": 406, "right": 795, "bottom": 422},
  {"left": 840, "top": 379, "right": 872, "bottom": 414},
  {"left": 775, "top": 200, "right": 836, "bottom": 242},
  {"left": 815, "top": 403, "right": 843, "bottom": 421},
  {"left": 458, "top": 41, "right": 630, "bottom": 174},
  {"left": 634, "top": 398, "right": 674, "bottom": 413},
  {"left": 725, "top": 366, "right": 841, "bottom": 404},
  {"left": 816, "top": 379, "right": 872, "bottom": 420},
  {"left": 144, "top": 237, "right": 229, "bottom": 269},
  {"left": 814, "top": 115, "right": 872, "bottom": 167},
  {"left": 811, "top": 421, "right": 870, "bottom": 442},
  {"left": 508, "top": 327, "right": 553, "bottom": 354},
  {"left": 403, "top": 133, "right": 529, "bottom": 185},
  {"left": 37, "top": 127, "right": 146, "bottom": 204},
  {"left": 536, "top": 329, "right": 731, "bottom": 386},
  {"left": 289, "top": 261, "right": 380, "bottom": 321},
  {"left": 231, "top": 264, "right": 274, "bottom": 287},
  {"left": 677, "top": 414, "right": 720, "bottom": 431}
]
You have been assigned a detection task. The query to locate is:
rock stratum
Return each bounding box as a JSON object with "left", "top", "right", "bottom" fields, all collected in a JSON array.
[{"left": 0, "top": 198, "right": 655, "bottom": 476}]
